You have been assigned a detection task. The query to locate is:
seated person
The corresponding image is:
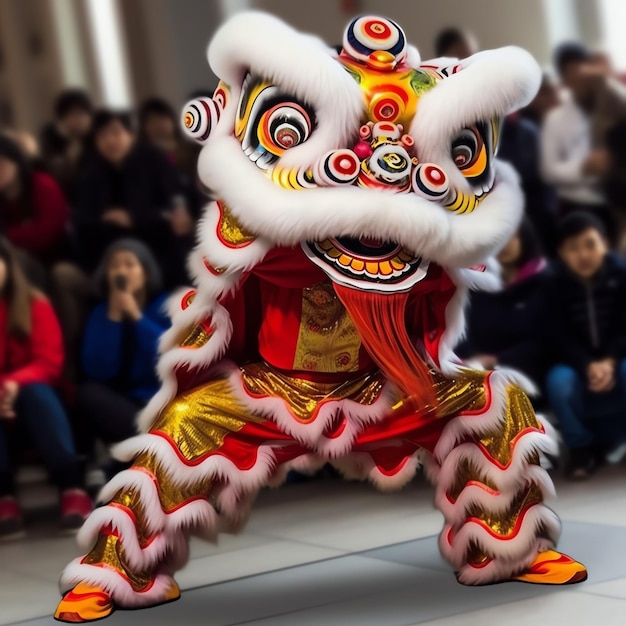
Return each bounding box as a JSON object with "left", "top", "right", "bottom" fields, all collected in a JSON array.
[
  {"left": 0, "top": 237, "right": 91, "bottom": 539},
  {"left": 77, "top": 240, "right": 169, "bottom": 454},
  {"left": 457, "top": 219, "right": 549, "bottom": 388},
  {"left": 0, "top": 134, "right": 69, "bottom": 282},
  {"left": 544, "top": 211, "right": 626, "bottom": 479},
  {"left": 73, "top": 110, "right": 193, "bottom": 287},
  {"left": 40, "top": 89, "right": 94, "bottom": 202},
  {"left": 138, "top": 97, "right": 202, "bottom": 220}
]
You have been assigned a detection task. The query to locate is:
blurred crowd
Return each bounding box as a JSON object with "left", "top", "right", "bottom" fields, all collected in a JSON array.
[
  {"left": 0, "top": 91, "right": 202, "bottom": 539},
  {"left": 0, "top": 27, "right": 625, "bottom": 540}
]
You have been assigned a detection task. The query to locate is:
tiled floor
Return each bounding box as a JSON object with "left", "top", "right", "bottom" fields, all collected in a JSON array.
[{"left": 2, "top": 466, "right": 626, "bottom": 625}]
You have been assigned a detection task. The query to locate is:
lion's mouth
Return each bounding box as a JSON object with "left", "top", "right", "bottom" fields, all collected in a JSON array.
[{"left": 302, "top": 237, "right": 430, "bottom": 293}]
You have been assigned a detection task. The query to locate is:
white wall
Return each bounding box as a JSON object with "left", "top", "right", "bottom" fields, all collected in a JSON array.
[{"left": 251, "top": 0, "right": 554, "bottom": 62}]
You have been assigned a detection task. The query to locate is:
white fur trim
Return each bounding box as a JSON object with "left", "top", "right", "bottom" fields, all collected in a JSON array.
[
  {"left": 433, "top": 370, "right": 546, "bottom": 462},
  {"left": 137, "top": 301, "right": 233, "bottom": 433},
  {"left": 223, "top": 364, "right": 396, "bottom": 457},
  {"left": 413, "top": 48, "right": 541, "bottom": 194},
  {"left": 449, "top": 257, "right": 502, "bottom": 293},
  {"left": 332, "top": 449, "right": 424, "bottom": 491},
  {"left": 441, "top": 504, "right": 561, "bottom": 585},
  {"left": 77, "top": 506, "right": 169, "bottom": 572},
  {"left": 60, "top": 560, "right": 177, "bottom": 608},
  {"left": 195, "top": 200, "right": 272, "bottom": 272},
  {"left": 77, "top": 469, "right": 218, "bottom": 572},
  {"left": 199, "top": 132, "right": 524, "bottom": 270},
  {"left": 112, "top": 434, "right": 276, "bottom": 522},
  {"left": 434, "top": 436, "right": 558, "bottom": 527},
  {"left": 207, "top": 11, "right": 364, "bottom": 171}
]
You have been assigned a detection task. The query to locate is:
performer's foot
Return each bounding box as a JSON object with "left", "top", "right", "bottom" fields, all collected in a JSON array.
[
  {"left": 513, "top": 550, "right": 587, "bottom": 585},
  {"left": 54, "top": 583, "right": 113, "bottom": 623},
  {"left": 54, "top": 579, "right": 181, "bottom": 622}
]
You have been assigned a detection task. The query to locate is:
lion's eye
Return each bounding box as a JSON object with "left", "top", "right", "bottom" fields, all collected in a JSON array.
[
  {"left": 236, "top": 74, "right": 315, "bottom": 170},
  {"left": 451, "top": 128, "right": 479, "bottom": 171},
  {"left": 261, "top": 104, "right": 312, "bottom": 152}
]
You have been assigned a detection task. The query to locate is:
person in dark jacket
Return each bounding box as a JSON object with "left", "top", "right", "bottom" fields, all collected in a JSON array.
[
  {"left": 457, "top": 219, "right": 549, "bottom": 387},
  {"left": 544, "top": 211, "right": 626, "bottom": 479},
  {"left": 77, "top": 240, "right": 169, "bottom": 457},
  {"left": 73, "top": 111, "right": 193, "bottom": 286},
  {"left": 138, "top": 97, "right": 203, "bottom": 220},
  {"left": 498, "top": 114, "right": 558, "bottom": 254},
  {"left": 40, "top": 89, "right": 94, "bottom": 202}
]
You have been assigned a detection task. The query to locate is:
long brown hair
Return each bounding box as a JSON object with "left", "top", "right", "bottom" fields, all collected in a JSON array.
[{"left": 0, "top": 237, "right": 37, "bottom": 337}]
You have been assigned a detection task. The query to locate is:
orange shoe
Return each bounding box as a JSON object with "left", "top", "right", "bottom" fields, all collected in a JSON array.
[
  {"left": 54, "top": 583, "right": 113, "bottom": 623},
  {"left": 513, "top": 550, "right": 587, "bottom": 585},
  {"left": 54, "top": 579, "right": 180, "bottom": 623}
]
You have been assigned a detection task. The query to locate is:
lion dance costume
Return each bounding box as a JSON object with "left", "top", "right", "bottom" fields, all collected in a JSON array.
[{"left": 55, "top": 13, "right": 586, "bottom": 622}]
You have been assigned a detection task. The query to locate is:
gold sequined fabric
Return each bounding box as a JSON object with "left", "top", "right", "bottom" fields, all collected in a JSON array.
[
  {"left": 178, "top": 324, "right": 214, "bottom": 349},
  {"left": 466, "top": 484, "right": 544, "bottom": 537},
  {"left": 128, "top": 454, "right": 214, "bottom": 512},
  {"left": 151, "top": 377, "right": 264, "bottom": 463},
  {"left": 432, "top": 369, "right": 487, "bottom": 419},
  {"left": 479, "top": 384, "right": 540, "bottom": 466},
  {"left": 241, "top": 362, "right": 386, "bottom": 422},
  {"left": 218, "top": 201, "right": 256, "bottom": 246},
  {"left": 390, "top": 369, "right": 486, "bottom": 420},
  {"left": 293, "top": 282, "right": 363, "bottom": 373},
  {"left": 83, "top": 534, "right": 154, "bottom": 592}
]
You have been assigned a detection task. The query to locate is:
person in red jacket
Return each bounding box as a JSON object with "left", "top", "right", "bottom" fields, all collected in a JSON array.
[
  {"left": 0, "top": 134, "right": 69, "bottom": 266},
  {"left": 0, "top": 237, "right": 91, "bottom": 539}
]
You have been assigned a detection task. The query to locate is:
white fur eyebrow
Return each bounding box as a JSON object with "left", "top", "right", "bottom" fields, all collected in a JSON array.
[{"left": 208, "top": 11, "right": 364, "bottom": 170}]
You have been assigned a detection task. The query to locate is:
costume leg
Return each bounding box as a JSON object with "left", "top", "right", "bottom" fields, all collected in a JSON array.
[
  {"left": 58, "top": 375, "right": 302, "bottom": 618},
  {"left": 428, "top": 369, "right": 582, "bottom": 585}
]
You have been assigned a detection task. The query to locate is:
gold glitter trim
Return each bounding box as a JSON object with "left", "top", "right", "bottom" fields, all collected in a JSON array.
[
  {"left": 241, "top": 362, "right": 385, "bottom": 422},
  {"left": 467, "top": 484, "right": 544, "bottom": 537},
  {"left": 179, "top": 323, "right": 214, "bottom": 349},
  {"left": 83, "top": 534, "right": 154, "bottom": 591},
  {"left": 151, "top": 377, "right": 263, "bottom": 463},
  {"left": 217, "top": 201, "right": 256, "bottom": 246},
  {"left": 479, "top": 384, "right": 540, "bottom": 466},
  {"left": 132, "top": 453, "right": 213, "bottom": 512}
]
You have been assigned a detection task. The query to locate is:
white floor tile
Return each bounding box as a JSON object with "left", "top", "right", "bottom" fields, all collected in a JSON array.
[
  {"left": 177, "top": 540, "right": 346, "bottom": 589},
  {"left": 0, "top": 534, "right": 80, "bottom": 583},
  {"left": 417, "top": 589, "right": 626, "bottom": 626},
  {"left": 0, "top": 570, "right": 61, "bottom": 626},
  {"left": 583, "top": 577, "right": 626, "bottom": 600}
]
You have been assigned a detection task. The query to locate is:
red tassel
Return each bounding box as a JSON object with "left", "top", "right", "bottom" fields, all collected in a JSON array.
[{"left": 334, "top": 284, "right": 437, "bottom": 413}]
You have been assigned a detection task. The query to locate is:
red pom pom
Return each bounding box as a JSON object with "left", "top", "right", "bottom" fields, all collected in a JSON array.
[{"left": 353, "top": 141, "right": 373, "bottom": 160}]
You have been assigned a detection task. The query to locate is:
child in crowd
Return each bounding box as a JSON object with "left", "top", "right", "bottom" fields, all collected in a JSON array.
[
  {"left": 0, "top": 134, "right": 69, "bottom": 280},
  {"left": 458, "top": 219, "right": 549, "bottom": 388},
  {"left": 544, "top": 211, "right": 626, "bottom": 479},
  {"left": 78, "top": 240, "right": 169, "bottom": 457},
  {"left": 0, "top": 238, "right": 91, "bottom": 539}
]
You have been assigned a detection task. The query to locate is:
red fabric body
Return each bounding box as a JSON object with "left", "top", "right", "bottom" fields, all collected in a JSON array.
[
  {"left": 151, "top": 398, "right": 452, "bottom": 477},
  {"left": 220, "top": 246, "right": 457, "bottom": 374},
  {"left": 0, "top": 297, "right": 64, "bottom": 386}
]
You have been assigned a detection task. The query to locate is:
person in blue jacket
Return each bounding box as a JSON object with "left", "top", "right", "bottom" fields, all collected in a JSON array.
[{"left": 77, "top": 239, "right": 170, "bottom": 448}]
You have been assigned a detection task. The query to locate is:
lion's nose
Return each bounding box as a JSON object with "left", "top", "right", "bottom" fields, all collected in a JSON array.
[{"left": 369, "top": 145, "right": 412, "bottom": 182}]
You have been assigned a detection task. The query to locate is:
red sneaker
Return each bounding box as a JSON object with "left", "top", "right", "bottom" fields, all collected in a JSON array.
[
  {"left": 0, "top": 496, "right": 24, "bottom": 541},
  {"left": 60, "top": 489, "right": 92, "bottom": 533}
]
